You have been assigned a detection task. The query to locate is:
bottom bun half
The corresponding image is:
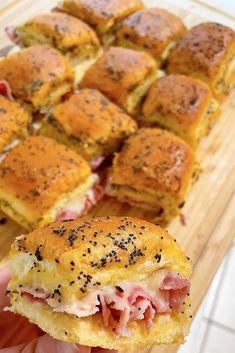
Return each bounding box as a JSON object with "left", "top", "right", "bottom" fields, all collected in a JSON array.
[{"left": 9, "top": 293, "right": 191, "bottom": 350}]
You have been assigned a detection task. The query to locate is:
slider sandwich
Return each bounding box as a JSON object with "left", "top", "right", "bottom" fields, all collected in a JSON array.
[
  {"left": 116, "top": 8, "right": 186, "bottom": 64},
  {"left": 0, "top": 136, "right": 103, "bottom": 229},
  {"left": 81, "top": 47, "right": 158, "bottom": 115},
  {"left": 142, "top": 75, "right": 220, "bottom": 149},
  {"left": 0, "top": 45, "right": 74, "bottom": 112},
  {"left": 167, "top": 22, "right": 235, "bottom": 101},
  {"left": 6, "top": 216, "right": 192, "bottom": 350},
  {"left": 40, "top": 88, "right": 137, "bottom": 169},
  {"left": 0, "top": 83, "right": 30, "bottom": 155},
  {"left": 6, "top": 12, "right": 101, "bottom": 82},
  {"left": 106, "top": 128, "right": 199, "bottom": 222},
  {"left": 59, "top": 0, "right": 144, "bottom": 46}
]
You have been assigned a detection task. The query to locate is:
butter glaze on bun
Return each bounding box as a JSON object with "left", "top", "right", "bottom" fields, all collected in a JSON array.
[
  {"left": 142, "top": 75, "right": 220, "bottom": 149},
  {"left": 81, "top": 47, "right": 158, "bottom": 115},
  {"left": 106, "top": 128, "right": 199, "bottom": 222},
  {"left": 40, "top": 89, "right": 137, "bottom": 163},
  {"left": 116, "top": 8, "right": 186, "bottom": 63},
  {"left": 59, "top": 0, "right": 144, "bottom": 46},
  {"left": 166, "top": 22, "right": 235, "bottom": 101},
  {"left": 7, "top": 216, "right": 192, "bottom": 350},
  {"left": 16, "top": 12, "right": 100, "bottom": 58},
  {"left": 0, "top": 136, "right": 97, "bottom": 229},
  {"left": 0, "top": 45, "right": 74, "bottom": 110},
  {"left": 0, "top": 95, "right": 30, "bottom": 153}
]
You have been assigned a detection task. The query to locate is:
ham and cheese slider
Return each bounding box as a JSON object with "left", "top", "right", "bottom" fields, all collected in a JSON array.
[
  {"left": 81, "top": 47, "right": 158, "bottom": 115},
  {"left": 6, "top": 13, "right": 101, "bottom": 82},
  {"left": 0, "top": 136, "right": 103, "bottom": 229},
  {"left": 166, "top": 22, "right": 235, "bottom": 101},
  {"left": 59, "top": 0, "right": 144, "bottom": 46},
  {"left": 40, "top": 89, "right": 137, "bottom": 169},
  {"left": 116, "top": 8, "right": 186, "bottom": 64},
  {"left": 6, "top": 216, "right": 192, "bottom": 350},
  {"left": 142, "top": 75, "right": 220, "bottom": 149},
  {"left": 0, "top": 82, "right": 30, "bottom": 154},
  {"left": 0, "top": 45, "right": 74, "bottom": 112},
  {"left": 106, "top": 128, "right": 199, "bottom": 222}
]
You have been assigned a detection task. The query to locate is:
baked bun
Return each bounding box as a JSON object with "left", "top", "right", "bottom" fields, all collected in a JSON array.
[
  {"left": 59, "top": 0, "right": 144, "bottom": 46},
  {"left": 0, "top": 94, "right": 30, "bottom": 153},
  {"left": 0, "top": 45, "right": 74, "bottom": 111},
  {"left": 116, "top": 8, "right": 186, "bottom": 63},
  {"left": 81, "top": 47, "right": 158, "bottom": 115},
  {"left": 7, "top": 216, "right": 192, "bottom": 350},
  {"left": 142, "top": 75, "right": 220, "bottom": 149},
  {"left": 106, "top": 128, "right": 199, "bottom": 222},
  {"left": 166, "top": 22, "right": 235, "bottom": 101},
  {"left": 0, "top": 136, "right": 102, "bottom": 229},
  {"left": 14, "top": 13, "right": 101, "bottom": 65},
  {"left": 40, "top": 89, "right": 137, "bottom": 165}
]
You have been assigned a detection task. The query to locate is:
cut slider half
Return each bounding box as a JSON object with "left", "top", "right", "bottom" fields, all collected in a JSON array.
[
  {"left": 6, "top": 12, "right": 102, "bottom": 83},
  {"left": 81, "top": 47, "right": 158, "bottom": 115},
  {"left": 59, "top": 0, "right": 144, "bottom": 46},
  {"left": 0, "top": 136, "right": 103, "bottom": 229},
  {"left": 39, "top": 88, "right": 137, "bottom": 169},
  {"left": 0, "top": 89, "right": 30, "bottom": 155},
  {"left": 7, "top": 216, "right": 192, "bottom": 350},
  {"left": 0, "top": 45, "right": 74, "bottom": 112},
  {"left": 166, "top": 22, "right": 235, "bottom": 101},
  {"left": 142, "top": 75, "right": 220, "bottom": 149},
  {"left": 116, "top": 8, "right": 186, "bottom": 64},
  {"left": 106, "top": 128, "right": 199, "bottom": 222}
]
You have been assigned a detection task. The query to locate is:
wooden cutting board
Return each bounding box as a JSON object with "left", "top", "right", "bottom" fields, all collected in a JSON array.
[{"left": 0, "top": 1, "right": 235, "bottom": 352}]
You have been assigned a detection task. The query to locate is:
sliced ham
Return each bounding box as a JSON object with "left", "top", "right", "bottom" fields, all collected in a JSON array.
[
  {"left": 5, "top": 26, "right": 19, "bottom": 44},
  {"left": 91, "top": 156, "right": 106, "bottom": 171},
  {"left": 160, "top": 272, "right": 190, "bottom": 310},
  {"left": 56, "top": 210, "right": 78, "bottom": 221},
  {"left": 0, "top": 80, "right": 13, "bottom": 100},
  {"left": 21, "top": 288, "right": 50, "bottom": 304},
  {"left": 47, "top": 290, "right": 101, "bottom": 318},
  {"left": 19, "top": 271, "right": 189, "bottom": 337}
]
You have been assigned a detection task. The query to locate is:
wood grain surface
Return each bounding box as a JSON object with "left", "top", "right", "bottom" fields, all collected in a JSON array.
[{"left": 0, "top": 1, "right": 235, "bottom": 352}]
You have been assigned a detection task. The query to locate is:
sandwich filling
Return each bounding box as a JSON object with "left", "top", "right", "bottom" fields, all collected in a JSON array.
[
  {"left": 0, "top": 80, "right": 13, "bottom": 100},
  {"left": 17, "top": 270, "right": 189, "bottom": 337},
  {"left": 55, "top": 174, "right": 103, "bottom": 221}
]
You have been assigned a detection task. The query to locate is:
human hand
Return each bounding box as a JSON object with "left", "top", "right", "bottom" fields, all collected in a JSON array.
[{"left": 0, "top": 267, "right": 117, "bottom": 353}]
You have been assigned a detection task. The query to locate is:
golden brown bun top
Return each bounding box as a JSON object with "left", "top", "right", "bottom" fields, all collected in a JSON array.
[
  {"left": 0, "top": 45, "right": 74, "bottom": 102},
  {"left": 81, "top": 47, "right": 157, "bottom": 106},
  {"left": 111, "top": 128, "right": 195, "bottom": 199},
  {"left": 143, "top": 74, "right": 213, "bottom": 125},
  {"left": 0, "top": 95, "right": 29, "bottom": 151},
  {"left": 0, "top": 136, "right": 91, "bottom": 217},
  {"left": 167, "top": 22, "right": 235, "bottom": 80},
  {"left": 61, "top": 0, "right": 144, "bottom": 29},
  {"left": 18, "top": 12, "right": 100, "bottom": 48},
  {"left": 11, "top": 216, "right": 191, "bottom": 290},
  {"left": 53, "top": 88, "right": 137, "bottom": 140},
  {"left": 117, "top": 8, "right": 186, "bottom": 58}
]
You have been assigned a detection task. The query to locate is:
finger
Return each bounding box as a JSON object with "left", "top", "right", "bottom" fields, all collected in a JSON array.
[
  {"left": 0, "top": 312, "right": 42, "bottom": 349},
  {"left": 0, "top": 334, "right": 80, "bottom": 353},
  {"left": 92, "top": 349, "right": 118, "bottom": 353},
  {"left": 0, "top": 267, "right": 11, "bottom": 311}
]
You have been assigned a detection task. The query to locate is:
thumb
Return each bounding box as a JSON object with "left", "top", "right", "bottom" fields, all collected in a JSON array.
[{"left": 0, "top": 334, "right": 79, "bottom": 353}]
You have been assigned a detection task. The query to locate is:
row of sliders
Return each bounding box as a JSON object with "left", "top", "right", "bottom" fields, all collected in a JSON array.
[
  {"left": 0, "top": 43, "right": 223, "bottom": 151},
  {"left": 0, "top": 0, "right": 234, "bottom": 231},
  {"left": 5, "top": 0, "right": 235, "bottom": 102},
  {"left": 0, "top": 126, "right": 198, "bottom": 229}
]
